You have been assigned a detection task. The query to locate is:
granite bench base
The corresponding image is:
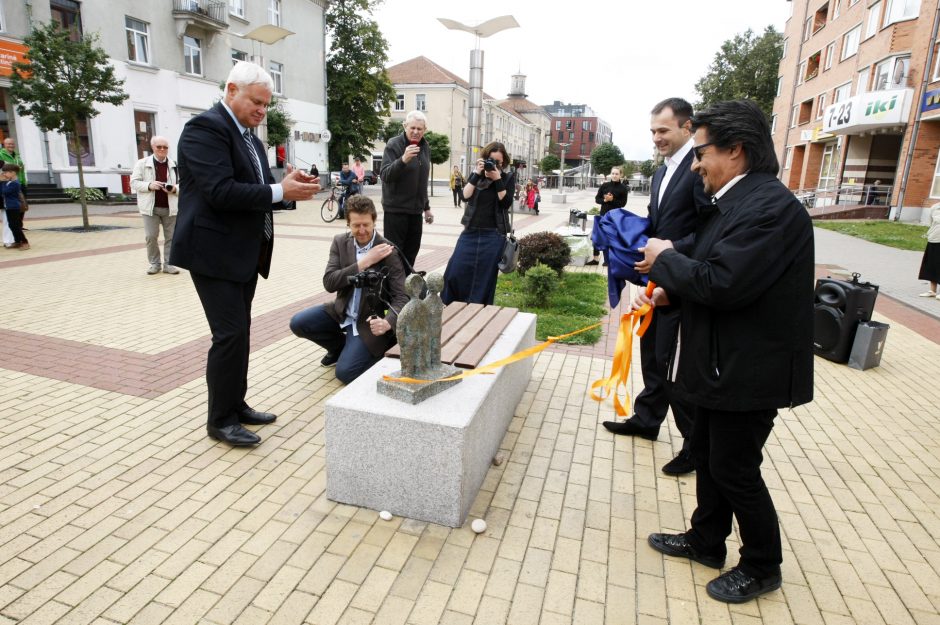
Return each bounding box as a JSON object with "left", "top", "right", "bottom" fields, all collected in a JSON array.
[{"left": 324, "top": 312, "right": 536, "bottom": 527}]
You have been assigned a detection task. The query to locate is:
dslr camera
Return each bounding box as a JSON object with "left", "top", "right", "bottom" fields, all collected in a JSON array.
[
  {"left": 483, "top": 159, "right": 496, "bottom": 172},
  {"left": 347, "top": 268, "right": 385, "bottom": 289}
]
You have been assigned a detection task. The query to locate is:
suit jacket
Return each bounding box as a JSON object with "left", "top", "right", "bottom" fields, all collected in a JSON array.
[
  {"left": 171, "top": 102, "right": 289, "bottom": 281},
  {"left": 648, "top": 150, "right": 709, "bottom": 240},
  {"left": 649, "top": 173, "right": 815, "bottom": 411},
  {"left": 323, "top": 232, "right": 409, "bottom": 358}
]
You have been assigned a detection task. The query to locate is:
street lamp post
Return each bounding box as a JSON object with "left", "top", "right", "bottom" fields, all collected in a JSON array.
[
  {"left": 557, "top": 142, "right": 570, "bottom": 198},
  {"left": 437, "top": 16, "right": 519, "bottom": 176}
]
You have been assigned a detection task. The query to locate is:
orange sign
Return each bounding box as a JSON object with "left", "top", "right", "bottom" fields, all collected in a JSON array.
[{"left": 0, "top": 38, "right": 28, "bottom": 78}]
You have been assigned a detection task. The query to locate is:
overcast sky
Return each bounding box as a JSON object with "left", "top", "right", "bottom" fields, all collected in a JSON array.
[{"left": 372, "top": 0, "right": 792, "bottom": 161}]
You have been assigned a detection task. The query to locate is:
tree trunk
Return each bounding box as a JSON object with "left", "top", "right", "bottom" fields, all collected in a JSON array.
[{"left": 71, "top": 129, "right": 90, "bottom": 230}]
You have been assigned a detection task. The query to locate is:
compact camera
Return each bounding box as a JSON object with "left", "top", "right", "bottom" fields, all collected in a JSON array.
[
  {"left": 164, "top": 183, "right": 175, "bottom": 192},
  {"left": 347, "top": 268, "right": 385, "bottom": 289},
  {"left": 309, "top": 165, "right": 318, "bottom": 177},
  {"left": 483, "top": 159, "right": 496, "bottom": 172}
]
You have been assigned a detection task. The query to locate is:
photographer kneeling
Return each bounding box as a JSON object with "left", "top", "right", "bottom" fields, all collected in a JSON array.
[{"left": 289, "top": 195, "right": 408, "bottom": 384}]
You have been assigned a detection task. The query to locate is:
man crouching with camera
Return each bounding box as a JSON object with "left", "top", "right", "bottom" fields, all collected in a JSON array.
[{"left": 289, "top": 194, "right": 408, "bottom": 384}]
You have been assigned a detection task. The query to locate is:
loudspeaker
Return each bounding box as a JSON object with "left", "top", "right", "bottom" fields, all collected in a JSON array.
[{"left": 813, "top": 276, "right": 879, "bottom": 363}]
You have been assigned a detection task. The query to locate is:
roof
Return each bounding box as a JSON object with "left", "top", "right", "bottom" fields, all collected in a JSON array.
[
  {"left": 495, "top": 101, "right": 534, "bottom": 124},
  {"left": 386, "top": 56, "right": 470, "bottom": 89}
]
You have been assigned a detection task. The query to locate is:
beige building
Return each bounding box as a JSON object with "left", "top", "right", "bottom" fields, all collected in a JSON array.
[
  {"left": 376, "top": 56, "right": 549, "bottom": 183},
  {"left": 772, "top": 0, "right": 940, "bottom": 221}
]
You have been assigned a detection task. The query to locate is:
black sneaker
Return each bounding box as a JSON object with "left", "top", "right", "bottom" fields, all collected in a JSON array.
[
  {"left": 321, "top": 352, "right": 339, "bottom": 367},
  {"left": 647, "top": 533, "right": 725, "bottom": 569},
  {"left": 662, "top": 449, "right": 695, "bottom": 476},
  {"left": 585, "top": 258, "right": 599, "bottom": 266},
  {"left": 706, "top": 567, "right": 781, "bottom": 603}
]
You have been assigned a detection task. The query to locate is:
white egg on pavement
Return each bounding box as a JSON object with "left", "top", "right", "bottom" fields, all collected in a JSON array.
[
  {"left": 471, "top": 518, "right": 487, "bottom": 534},
  {"left": 379, "top": 510, "right": 393, "bottom": 521}
]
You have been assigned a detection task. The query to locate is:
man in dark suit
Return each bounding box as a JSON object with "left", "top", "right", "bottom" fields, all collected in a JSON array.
[
  {"left": 603, "top": 98, "right": 707, "bottom": 476},
  {"left": 171, "top": 61, "right": 320, "bottom": 447},
  {"left": 639, "top": 99, "right": 814, "bottom": 603},
  {"left": 289, "top": 195, "right": 408, "bottom": 384}
]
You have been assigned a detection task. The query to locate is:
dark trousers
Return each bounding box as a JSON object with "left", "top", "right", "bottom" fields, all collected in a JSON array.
[
  {"left": 632, "top": 306, "right": 693, "bottom": 449},
  {"left": 190, "top": 271, "right": 258, "bottom": 428},
  {"left": 289, "top": 304, "right": 379, "bottom": 384},
  {"left": 686, "top": 406, "right": 781, "bottom": 579},
  {"left": 5, "top": 209, "right": 27, "bottom": 244},
  {"left": 383, "top": 212, "right": 423, "bottom": 271},
  {"left": 592, "top": 206, "right": 610, "bottom": 256},
  {"left": 452, "top": 187, "right": 463, "bottom": 206}
]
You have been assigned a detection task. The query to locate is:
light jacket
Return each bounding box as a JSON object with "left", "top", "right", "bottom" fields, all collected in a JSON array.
[{"left": 131, "top": 155, "right": 179, "bottom": 216}]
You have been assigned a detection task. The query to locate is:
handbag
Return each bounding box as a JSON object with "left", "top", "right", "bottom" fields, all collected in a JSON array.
[
  {"left": 498, "top": 185, "right": 519, "bottom": 273},
  {"left": 18, "top": 191, "right": 28, "bottom": 212}
]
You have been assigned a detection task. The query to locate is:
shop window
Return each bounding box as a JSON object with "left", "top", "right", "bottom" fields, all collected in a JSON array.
[{"left": 818, "top": 142, "right": 840, "bottom": 190}]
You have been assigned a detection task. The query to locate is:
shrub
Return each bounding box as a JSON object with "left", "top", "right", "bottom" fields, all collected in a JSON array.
[
  {"left": 518, "top": 231, "right": 571, "bottom": 277},
  {"left": 524, "top": 262, "right": 559, "bottom": 307},
  {"left": 587, "top": 206, "right": 600, "bottom": 215},
  {"left": 63, "top": 186, "right": 105, "bottom": 202}
]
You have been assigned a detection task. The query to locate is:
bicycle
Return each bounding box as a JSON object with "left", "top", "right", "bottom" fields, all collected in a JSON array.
[{"left": 321, "top": 182, "right": 354, "bottom": 222}]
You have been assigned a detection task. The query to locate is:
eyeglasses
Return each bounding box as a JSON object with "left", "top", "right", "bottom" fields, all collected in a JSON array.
[
  {"left": 153, "top": 145, "right": 169, "bottom": 150},
  {"left": 691, "top": 142, "right": 715, "bottom": 161}
]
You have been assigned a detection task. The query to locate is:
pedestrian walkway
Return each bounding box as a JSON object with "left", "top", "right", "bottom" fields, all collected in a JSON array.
[{"left": 0, "top": 190, "right": 938, "bottom": 624}]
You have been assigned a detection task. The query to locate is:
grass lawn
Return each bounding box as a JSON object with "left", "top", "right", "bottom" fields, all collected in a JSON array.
[
  {"left": 813, "top": 219, "right": 927, "bottom": 251},
  {"left": 495, "top": 271, "right": 608, "bottom": 345}
]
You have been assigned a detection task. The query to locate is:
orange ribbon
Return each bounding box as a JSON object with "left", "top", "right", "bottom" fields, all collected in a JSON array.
[{"left": 589, "top": 281, "right": 656, "bottom": 417}]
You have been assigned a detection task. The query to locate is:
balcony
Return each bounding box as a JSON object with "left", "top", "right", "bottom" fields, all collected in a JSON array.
[{"left": 172, "top": 0, "right": 228, "bottom": 44}]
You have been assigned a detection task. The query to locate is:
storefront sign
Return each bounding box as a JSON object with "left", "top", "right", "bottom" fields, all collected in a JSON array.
[
  {"left": 923, "top": 88, "right": 940, "bottom": 113},
  {"left": 822, "top": 88, "right": 912, "bottom": 134},
  {"left": 0, "top": 38, "right": 28, "bottom": 78}
]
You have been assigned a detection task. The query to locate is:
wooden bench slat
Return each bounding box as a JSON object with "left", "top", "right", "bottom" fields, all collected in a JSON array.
[
  {"left": 440, "top": 305, "right": 502, "bottom": 366},
  {"left": 439, "top": 303, "right": 485, "bottom": 345},
  {"left": 452, "top": 306, "right": 519, "bottom": 368}
]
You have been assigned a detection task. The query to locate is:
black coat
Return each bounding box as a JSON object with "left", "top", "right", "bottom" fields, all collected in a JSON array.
[
  {"left": 380, "top": 133, "right": 430, "bottom": 215},
  {"left": 648, "top": 149, "right": 709, "bottom": 240},
  {"left": 595, "top": 180, "right": 628, "bottom": 213},
  {"left": 650, "top": 173, "right": 815, "bottom": 411},
  {"left": 171, "top": 102, "right": 290, "bottom": 281}
]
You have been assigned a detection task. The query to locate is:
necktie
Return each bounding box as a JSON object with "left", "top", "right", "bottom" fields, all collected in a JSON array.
[{"left": 243, "top": 130, "right": 272, "bottom": 241}]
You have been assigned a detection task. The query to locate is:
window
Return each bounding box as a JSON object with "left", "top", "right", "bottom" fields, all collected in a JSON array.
[
  {"left": 565, "top": 120, "right": 572, "bottom": 130},
  {"left": 588, "top": 132, "right": 595, "bottom": 142},
  {"left": 68, "top": 118, "right": 94, "bottom": 166},
  {"left": 804, "top": 17, "right": 814, "bottom": 41},
  {"left": 568, "top": 131, "right": 574, "bottom": 141},
  {"left": 834, "top": 82, "right": 852, "bottom": 103},
  {"left": 125, "top": 17, "right": 149, "bottom": 64},
  {"left": 883, "top": 0, "right": 918, "bottom": 26},
  {"left": 816, "top": 93, "right": 827, "bottom": 120},
  {"left": 269, "top": 61, "right": 283, "bottom": 95},
  {"left": 798, "top": 98, "right": 814, "bottom": 125},
  {"left": 230, "top": 0, "right": 245, "bottom": 18},
  {"left": 268, "top": 0, "right": 281, "bottom": 26},
  {"left": 582, "top": 120, "right": 590, "bottom": 131},
  {"left": 782, "top": 38, "right": 789, "bottom": 59},
  {"left": 931, "top": 148, "right": 940, "bottom": 197},
  {"left": 798, "top": 60, "right": 807, "bottom": 85},
  {"left": 874, "top": 56, "right": 910, "bottom": 90},
  {"left": 819, "top": 142, "right": 840, "bottom": 190},
  {"left": 134, "top": 110, "right": 155, "bottom": 159},
  {"left": 183, "top": 35, "right": 202, "bottom": 75},
  {"left": 232, "top": 49, "right": 247, "bottom": 65},
  {"left": 790, "top": 105, "right": 799, "bottom": 127},
  {"left": 858, "top": 67, "right": 870, "bottom": 94},
  {"left": 557, "top": 131, "right": 563, "bottom": 141},
  {"left": 771, "top": 114, "right": 778, "bottom": 133},
  {"left": 934, "top": 50, "right": 940, "bottom": 81},
  {"left": 841, "top": 25, "right": 861, "bottom": 60},
  {"left": 813, "top": 2, "right": 830, "bottom": 33},
  {"left": 555, "top": 120, "right": 560, "bottom": 130},
  {"left": 866, "top": 2, "right": 881, "bottom": 38},
  {"left": 394, "top": 94, "right": 404, "bottom": 111},
  {"left": 806, "top": 51, "right": 821, "bottom": 81},
  {"left": 776, "top": 76, "right": 783, "bottom": 96},
  {"left": 833, "top": 0, "right": 841, "bottom": 19},
  {"left": 51, "top": 0, "right": 82, "bottom": 40},
  {"left": 784, "top": 147, "right": 793, "bottom": 169},
  {"left": 461, "top": 128, "right": 465, "bottom": 145},
  {"left": 824, "top": 42, "right": 835, "bottom": 70},
  {"left": 415, "top": 94, "right": 426, "bottom": 111}
]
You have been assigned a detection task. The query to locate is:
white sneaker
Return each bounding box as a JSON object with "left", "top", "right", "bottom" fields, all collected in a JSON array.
[
  {"left": 163, "top": 265, "right": 180, "bottom": 274},
  {"left": 147, "top": 264, "right": 161, "bottom": 275},
  {"left": 918, "top": 291, "right": 937, "bottom": 297}
]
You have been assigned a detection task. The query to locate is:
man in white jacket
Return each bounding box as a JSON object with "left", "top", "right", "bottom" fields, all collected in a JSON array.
[{"left": 131, "top": 136, "right": 180, "bottom": 274}]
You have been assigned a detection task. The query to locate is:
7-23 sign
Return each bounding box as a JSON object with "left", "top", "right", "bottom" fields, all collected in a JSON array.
[{"left": 827, "top": 101, "right": 852, "bottom": 128}]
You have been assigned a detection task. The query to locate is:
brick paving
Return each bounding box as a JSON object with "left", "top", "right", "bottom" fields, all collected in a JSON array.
[{"left": 0, "top": 188, "right": 938, "bottom": 624}]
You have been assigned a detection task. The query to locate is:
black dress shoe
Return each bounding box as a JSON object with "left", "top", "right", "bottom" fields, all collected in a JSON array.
[
  {"left": 661, "top": 449, "right": 695, "bottom": 476},
  {"left": 602, "top": 417, "right": 659, "bottom": 440},
  {"left": 648, "top": 533, "right": 725, "bottom": 569},
  {"left": 706, "top": 567, "right": 781, "bottom": 603},
  {"left": 321, "top": 351, "right": 339, "bottom": 367},
  {"left": 207, "top": 424, "right": 261, "bottom": 446},
  {"left": 237, "top": 407, "right": 277, "bottom": 425}
]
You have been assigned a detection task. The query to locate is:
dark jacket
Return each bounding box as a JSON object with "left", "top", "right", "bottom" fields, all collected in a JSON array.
[
  {"left": 380, "top": 133, "right": 430, "bottom": 215},
  {"left": 171, "top": 102, "right": 290, "bottom": 281},
  {"left": 1, "top": 179, "right": 21, "bottom": 210},
  {"left": 323, "top": 231, "right": 409, "bottom": 358},
  {"left": 650, "top": 172, "right": 815, "bottom": 411},
  {"left": 648, "top": 149, "right": 708, "bottom": 240},
  {"left": 460, "top": 170, "right": 515, "bottom": 233},
  {"left": 595, "top": 180, "right": 628, "bottom": 213}
]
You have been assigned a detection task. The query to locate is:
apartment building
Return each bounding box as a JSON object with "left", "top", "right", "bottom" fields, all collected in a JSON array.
[
  {"left": 0, "top": 0, "right": 328, "bottom": 193},
  {"left": 541, "top": 101, "right": 613, "bottom": 168},
  {"left": 380, "top": 56, "right": 549, "bottom": 181},
  {"left": 773, "top": 0, "right": 940, "bottom": 220}
]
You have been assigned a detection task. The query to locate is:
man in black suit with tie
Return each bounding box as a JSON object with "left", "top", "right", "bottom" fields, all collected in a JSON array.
[
  {"left": 603, "top": 97, "right": 708, "bottom": 475},
  {"left": 171, "top": 62, "right": 320, "bottom": 447}
]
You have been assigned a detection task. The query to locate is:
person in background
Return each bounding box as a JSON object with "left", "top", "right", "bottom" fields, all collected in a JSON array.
[
  {"left": 586, "top": 166, "right": 629, "bottom": 266},
  {"left": 338, "top": 162, "right": 358, "bottom": 217},
  {"left": 131, "top": 136, "right": 180, "bottom": 275},
  {"left": 524, "top": 179, "right": 540, "bottom": 214},
  {"left": 0, "top": 137, "right": 27, "bottom": 195},
  {"left": 441, "top": 142, "right": 514, "bottom": 305},
  {"left": 380, "top": 110, "right": 433, "bottom": 269},
  {"left": 917, "top": 201, "right": 940, "bottom": 299},
  {"left": 449, "top": 165, "right": 464, "bottom": 207},
  {"left": 1, "top": 164, "right": 28, "bottom": 250},
  {"left": 352, "top": 157, "right": 366, "bottom": 190}
]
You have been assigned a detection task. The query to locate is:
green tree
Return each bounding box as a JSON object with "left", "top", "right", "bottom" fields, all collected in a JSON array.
[
  {"left": 639, "top": 159, "right": 657, "bottom": 178},
  {"left": 326, "top": 0, "right": 396, "bottom": 170},
  {"left": 10, "top": 22, "right": 128, "bottom": 229},
  {"left": 424, "top": 131, "right": 450, "bottom": 197},
  {"left": 540, "top": 154, "right": 560, "bottom": 176},
  {"left": 620, "top": 161, "right": 638, "bottom": 178},
  {"left": 266, "top": 97, "right": 294, "bottom": 147},
  {"left": 694, "top": 26, "right": 783, "bottom": 117},
  {"left": 590, "top": 143, "right": 625, "bottom": 176},
  {"left": 380, "top": 118, "right": 403, "bottom": 143}
]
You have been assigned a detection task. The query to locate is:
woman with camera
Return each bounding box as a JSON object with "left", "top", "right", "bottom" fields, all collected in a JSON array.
[
  {"left": 441, "top": 142, "right": 515, "bottom": 305},
  {"left": 131, "top": 136, "right": 180, "bottom": 275}
]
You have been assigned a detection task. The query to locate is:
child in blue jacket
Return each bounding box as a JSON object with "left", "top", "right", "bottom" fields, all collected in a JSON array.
[{"left": 2, "top": 163, "right": 28, "bottom": 249}]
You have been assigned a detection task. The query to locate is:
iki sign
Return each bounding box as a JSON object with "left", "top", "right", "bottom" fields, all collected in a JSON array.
[{"left": 865, "top": 95, "right": 898, "bottom": 117}]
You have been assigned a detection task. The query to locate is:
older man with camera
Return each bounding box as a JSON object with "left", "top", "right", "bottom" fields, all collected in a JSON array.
[
  {"left": 289, "top": 195, "right": 408, "bottom": 384},
  {"left": 131, "top": 135, "right": 180, "bottom": 275}
]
